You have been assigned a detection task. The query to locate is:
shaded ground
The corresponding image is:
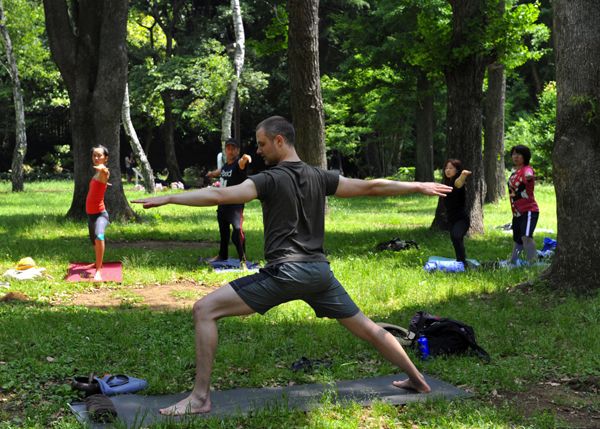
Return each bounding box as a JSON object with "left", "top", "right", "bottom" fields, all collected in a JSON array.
[
  {"left": 68, "top": 281, "right": 217, "bottom": 310},
  {"left": 491, "top": 378, "right": 600, "bottom": 428},
  {"left": 110, "top": 240, "right": 216, "bottom": 250}
]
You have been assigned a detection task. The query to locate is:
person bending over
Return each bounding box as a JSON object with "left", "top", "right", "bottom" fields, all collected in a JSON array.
[{"left": 133, "top": 116, "right": 452, "bottom": 416}]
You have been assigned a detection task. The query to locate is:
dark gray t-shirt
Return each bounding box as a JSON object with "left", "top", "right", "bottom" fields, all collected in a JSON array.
[{"left": 249, "top": 161, "right": 339, "bottom": 266}]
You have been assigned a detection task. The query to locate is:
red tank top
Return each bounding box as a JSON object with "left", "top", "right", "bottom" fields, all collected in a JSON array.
[{"left": 86, "top": 178, "right": 107, "bottom": 214}]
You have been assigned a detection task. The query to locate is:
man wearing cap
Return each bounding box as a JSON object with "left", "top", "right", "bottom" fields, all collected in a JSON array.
[
  {"left": 134, "top": 116, "right": 453, "bottom": 416},
  {"left": 206, "top": 138, "right": 252, "bottom": 264}
]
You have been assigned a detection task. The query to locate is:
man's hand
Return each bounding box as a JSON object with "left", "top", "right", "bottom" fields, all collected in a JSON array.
[
  {"left": 132, "top": 195, "right": 171, "bottom": 209},
  {"left": 418, "top": 182, "right": 453, "bottom": 197}
]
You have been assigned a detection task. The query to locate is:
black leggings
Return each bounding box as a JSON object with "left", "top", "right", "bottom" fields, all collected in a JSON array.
[
  {"left": 449, "top": 218, "right": 469, "bottom": 263},
  {"left": 217, "top": 206, "right": 246, "bottom": 260}
]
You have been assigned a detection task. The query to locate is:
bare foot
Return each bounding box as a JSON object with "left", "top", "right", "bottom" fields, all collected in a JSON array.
[
  {"left": 93, "top": 270, "right": 103, "bottom": 282},
  {"left": 159, "top": 394, "right": 211, "bottom": 415},
  {"left": 392, "top": 377, "right": 431, "bottom": 393},
  {"left": 207, "top": 256, "right": 226, "bottom": 262}
]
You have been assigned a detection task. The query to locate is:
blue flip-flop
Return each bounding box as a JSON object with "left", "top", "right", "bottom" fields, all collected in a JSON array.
[{"left": 94, "top": 374, "right": 148, "bottom": 396}]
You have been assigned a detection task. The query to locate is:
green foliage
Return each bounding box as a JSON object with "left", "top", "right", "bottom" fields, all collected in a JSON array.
[
  {"left": 246, "top": 4, "right": 288, "bottom": 56},
  {"left": 0, "top": 0, "right": 64, "bottom": 109},
  {"left": 506, "top": 81, "right": 556, "bottom": 180}
]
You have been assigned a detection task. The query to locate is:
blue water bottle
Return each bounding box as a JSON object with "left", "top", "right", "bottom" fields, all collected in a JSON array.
[{"left": 417, "top": 335, "right": 430, "bottom": 360}]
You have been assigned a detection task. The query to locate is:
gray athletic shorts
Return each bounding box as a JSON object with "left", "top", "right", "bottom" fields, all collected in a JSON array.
[{"left": 230, "top": 261, "right": 360, "bottom": 319}]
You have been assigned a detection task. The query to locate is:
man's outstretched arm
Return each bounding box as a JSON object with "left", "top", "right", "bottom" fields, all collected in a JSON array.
[
  {"left": 132, "top": 179, "right": 258, "bottom": 209},
  {"left": 334, "top": 176, "right": 452, "bottom": 198}
]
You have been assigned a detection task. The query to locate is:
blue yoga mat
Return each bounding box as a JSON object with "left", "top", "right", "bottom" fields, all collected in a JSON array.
[{"left": 199, "top": 258, "right": 260, "bottom": 272}]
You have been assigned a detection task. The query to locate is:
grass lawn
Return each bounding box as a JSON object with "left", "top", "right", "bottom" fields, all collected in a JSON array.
[{"left": 0, "top": 180, "right": 598, "bottom": 428}]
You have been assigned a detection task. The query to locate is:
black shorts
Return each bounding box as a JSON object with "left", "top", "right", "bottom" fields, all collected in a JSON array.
[
  {"left": 230, "top": 261, "right": 360, "bottom": 319},
  {"left": 512, "top": 211, "right": 539, "bottom": 244}
]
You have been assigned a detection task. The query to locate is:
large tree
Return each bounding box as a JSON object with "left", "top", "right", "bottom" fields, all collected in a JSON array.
[
  {"left": 0, "top": 0, "right": 27, "bottom": 192},
  {"left": 544, "top": 0, "right": 600, "bottom": 291},
  {"left": 43, "top": 0, "right": 133, "bottom": 219},
  {"left": 432, "top": 0, "right": 491, "bottom": 233},
  {"left": 287, "top": 0, "right": 326, "bottom": 168}
]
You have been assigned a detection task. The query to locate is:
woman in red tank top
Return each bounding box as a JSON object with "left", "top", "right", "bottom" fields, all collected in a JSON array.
[{"left": 86, "top": 146, "right": 110, "bottom": 281}]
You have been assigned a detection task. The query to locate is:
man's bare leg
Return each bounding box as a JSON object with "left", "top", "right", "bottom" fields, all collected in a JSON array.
[
  {"left": 93, "top": 239, "right": 105, "bottom": 281},
  {"left": 159, "top": 284, "right": 255, "bottom": 416},
  {"left": 338, "top": 312, "right": 431, "bottom": 393}
]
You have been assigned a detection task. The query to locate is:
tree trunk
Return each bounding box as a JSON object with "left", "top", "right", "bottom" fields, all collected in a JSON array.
[
  {"left": 43, "top": 0, "right": 134, "bottom": 220},
  {"left": 161, "top": 91, "right": 182, "bottom": 183},
  {"left": 415, "top": 71, "right": 434, "bottom": 182},
  {"left": 432, "top": 0, "right": 488, "bottom": 234},
  {"left": 220, "top": 0, "right": 245, "bottom": 148},
  {"left": 544, "top": 0, "right": 600, "bottom": 291},
  {"left": 484, "top": 62, "right": 506, "bottom": 203},
  {"left": 122, "top": 84, "right": 155, "bottom": 193},
  {"left": 287, "top": 0, "right": 326, "bottom": 169},
  {"left": 0, "top": 0, "right": 27, "bottom": 192}
]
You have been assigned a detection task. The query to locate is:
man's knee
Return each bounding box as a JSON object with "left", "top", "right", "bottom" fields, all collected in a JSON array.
[{"left": 193, "top": 297, "right": 216, "bottom": 321}]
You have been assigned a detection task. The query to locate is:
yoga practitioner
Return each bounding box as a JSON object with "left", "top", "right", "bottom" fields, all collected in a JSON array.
[
  {"left": 133, "top": 116, "right": 452, "bottom": 415},
  {"left": 86, "top": 145, "right": 110, "bottom": 281},
  {"left": 442, "top": 159, "right": 472, "bottom": 265},
  {"left": 206, "top": 138, "right": 252, "bottom": 264},
  {"left": 508, "top": 145, "right": 539, "bottom": 265}
]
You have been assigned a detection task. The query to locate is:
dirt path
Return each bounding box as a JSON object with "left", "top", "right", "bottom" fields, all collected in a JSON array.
[{"left": 69, "top": 280, "right": 217, "bottom": 310}]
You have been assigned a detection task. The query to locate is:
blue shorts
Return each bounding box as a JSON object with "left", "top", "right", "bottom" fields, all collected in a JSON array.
[
  {"left": 230, "top": 261, "right": 360, "bottom": 319},
  {"left": 87, "top": 211, "right": 109, "bottom": 244}
]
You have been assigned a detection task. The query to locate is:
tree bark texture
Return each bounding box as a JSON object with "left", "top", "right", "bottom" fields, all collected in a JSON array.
[
  {"left": 484, "top": 62, "right": 506, "bottom": 203},
  {"left": 122, "top": 84, "right": 155, "bottom": 193},
  {"left": 545, "top": 0, "right": 600, "bottom": 291},
  {"left": 0, "top": 0, "right": 27, "bottom": 192},
  {"left": 160, "top": 91, "right": 182, "bottom": 182},
  {"left": 43, "top": 0, "right": 134, "bottom": 220},
  {"left": 432, "top": 0, "right": 489, "bottom": 234},
  {"left": 415, "top": 72, "right": 434, "bottom": 182},
  {"left": 220, "top": 0, "right": 245, "bottom": 148},
  {"left": 287, "top": 0, "right": 327, "bottom": 169}
]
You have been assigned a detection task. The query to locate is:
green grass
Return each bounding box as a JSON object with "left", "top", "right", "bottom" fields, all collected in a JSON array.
[{"left": 0, "top": 180, "right": 598, "bottom": 428}]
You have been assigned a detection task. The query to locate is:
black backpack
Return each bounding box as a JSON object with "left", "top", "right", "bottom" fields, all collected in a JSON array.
[
  {"left": 375, "top": 238, "right": 419, "bottom": 252},
  {"left": 409, "top": 311, "right": 491, "bottom": 362}
]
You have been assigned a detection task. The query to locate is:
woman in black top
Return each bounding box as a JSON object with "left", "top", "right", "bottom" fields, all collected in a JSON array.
[{"left": 442, "top": 159, "right": 472, "bottom": 265}]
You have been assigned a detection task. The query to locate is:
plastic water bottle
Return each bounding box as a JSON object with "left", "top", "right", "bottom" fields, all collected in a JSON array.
[{"left": 417, "top": 335, "right": 430, "bottom": 360}]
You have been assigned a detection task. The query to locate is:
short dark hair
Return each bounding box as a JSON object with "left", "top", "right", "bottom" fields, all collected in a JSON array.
[
  {"left": 256, "top": 116, "right": 295, "bottom": 146},
  {"left": 91, "top": 145, "right": 109, "bottom": 156},
  {"left": 442, "top": 158, "right": 463, "bottom": 185},
  {"left": 510, "top": 145, "right": 531, "bottom": 165}
]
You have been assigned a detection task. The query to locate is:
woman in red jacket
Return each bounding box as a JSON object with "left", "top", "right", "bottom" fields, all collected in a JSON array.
[{"left": 86, "top": 145, "right": 110, "bottom": 281}]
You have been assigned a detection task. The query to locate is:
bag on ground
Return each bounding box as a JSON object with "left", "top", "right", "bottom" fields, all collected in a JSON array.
[{"left": 408, "top": 311, "right": 490, "bottom": 362}]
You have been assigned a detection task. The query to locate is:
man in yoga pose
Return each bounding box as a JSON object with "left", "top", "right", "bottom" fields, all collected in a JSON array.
[
  {"left": 133, "top": 116, "right": 452, "bottom": 415},
  {"left": 206, "top": 138, "right": 252, "bottom": 264}
]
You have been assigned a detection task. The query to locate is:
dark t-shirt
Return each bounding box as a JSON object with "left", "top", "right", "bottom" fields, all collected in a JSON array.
[
  {"left": 249, "top": 161, "right": 339, "bottom": 266},
  {"left": 443, "top": 184, "right": 468, "bottom": 223},
  {"left": 219, "top": 157, "right": 247, "bottom": 209}
]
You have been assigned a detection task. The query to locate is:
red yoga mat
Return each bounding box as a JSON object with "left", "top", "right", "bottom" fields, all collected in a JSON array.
[{"left": 66, "top": 262, "right": 123, "bottom": 283}]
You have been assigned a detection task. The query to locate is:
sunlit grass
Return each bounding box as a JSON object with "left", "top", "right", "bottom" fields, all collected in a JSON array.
[{"left": 0, "top": 180, "right": 597, "bottom": 429}]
